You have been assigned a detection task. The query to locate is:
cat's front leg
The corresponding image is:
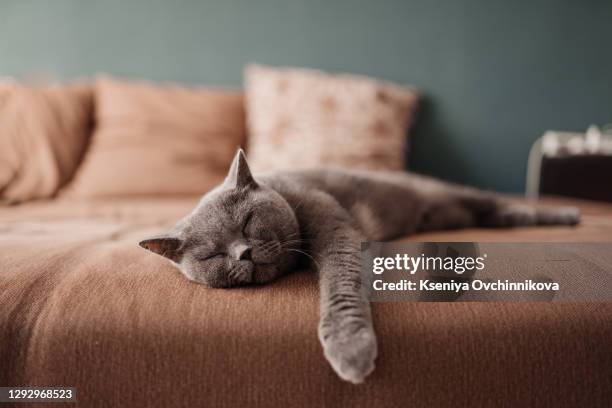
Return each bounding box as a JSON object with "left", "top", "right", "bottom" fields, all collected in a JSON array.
[
  {"left": 295, "top": 191, "right": 377, "bottom": 384},
  {"left": 317, "top": 241, "right": 377, "bottom": 384}
]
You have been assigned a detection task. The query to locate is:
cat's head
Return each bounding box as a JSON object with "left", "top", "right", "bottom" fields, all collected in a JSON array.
[{"left": 139, "top": 149, "right": 300, "bottom": 288}]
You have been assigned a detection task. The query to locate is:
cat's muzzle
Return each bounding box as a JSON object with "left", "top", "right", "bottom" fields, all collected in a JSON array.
[{"left": 227, "top": 261, "right": 254, "bottom": 286}]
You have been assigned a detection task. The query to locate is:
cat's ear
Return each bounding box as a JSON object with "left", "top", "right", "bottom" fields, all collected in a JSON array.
[
  {"left": 225, "top": 148, "right": 258, "bottom": 189},
  {"left": 139, "top": 235, "right": 184, "bottom": 263}
]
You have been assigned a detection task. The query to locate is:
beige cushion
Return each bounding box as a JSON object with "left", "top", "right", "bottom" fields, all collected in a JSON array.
[
  {"left": 245, "top": 65, "right": 418, "bottom": 172},
  {"left": 0, "top": 82, "right": 15, "bottom": 190},
  {"left": 0, "top": 82, "right": 93, "bottom": 204},
  {"left": 65, "top": 77, "right": 246, "bottom": 197}
]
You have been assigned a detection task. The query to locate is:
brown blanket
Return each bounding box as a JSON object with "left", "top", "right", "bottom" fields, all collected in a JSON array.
[{"left": 1, "top": 196, "right": 611, "bottom": 407}]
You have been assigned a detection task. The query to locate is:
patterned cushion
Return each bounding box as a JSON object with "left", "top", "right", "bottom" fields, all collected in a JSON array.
[{"left": 245, "top": 65, "right": 418, "bottom": 172}]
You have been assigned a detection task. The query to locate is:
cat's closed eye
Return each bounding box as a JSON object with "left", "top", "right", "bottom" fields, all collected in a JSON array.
[{"left": 198, "top": 253, "right": 225, "bottom": 261}]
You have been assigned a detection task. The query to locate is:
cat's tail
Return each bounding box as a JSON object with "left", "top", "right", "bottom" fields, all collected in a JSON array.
[
  {"left": 425, "top": 179, "right": 581, "bottom": 230},
  {"left": 481, "top": 203, "right": 580, "bottom": 228}
]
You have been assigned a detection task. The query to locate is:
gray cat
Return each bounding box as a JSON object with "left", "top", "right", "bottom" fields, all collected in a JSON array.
[{"left": 140, "top": 150, "right": 579, "bottom": 384}]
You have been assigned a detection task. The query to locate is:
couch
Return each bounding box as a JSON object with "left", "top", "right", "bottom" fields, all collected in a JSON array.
[{"left": 1, "top": 75, "right": 610, "bottom": 407}]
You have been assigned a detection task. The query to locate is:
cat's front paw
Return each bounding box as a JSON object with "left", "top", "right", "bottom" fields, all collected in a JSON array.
[{"left": 320, "top": 324, "right": 377, "bottom": 384}]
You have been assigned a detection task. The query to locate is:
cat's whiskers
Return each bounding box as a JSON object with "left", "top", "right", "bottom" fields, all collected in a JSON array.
[
  {"left": 286, "top": 249, "right": 320, "bottom": 269},
  {"left": 280, "top": 239, "right": 310, "bottom": 247},
  {"left": 280, "top": 232, "right": 312, "bottom": 243},
  {"left": 279, "top": 238, "right": 311, "bottom": 257},
  {"left": 279, "top": 235, "right": 315, "bottom": 262}
]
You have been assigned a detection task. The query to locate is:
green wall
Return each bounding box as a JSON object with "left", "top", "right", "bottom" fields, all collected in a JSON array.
[{"left": 1, "top": 0, "right": 610, "bottom": 192}]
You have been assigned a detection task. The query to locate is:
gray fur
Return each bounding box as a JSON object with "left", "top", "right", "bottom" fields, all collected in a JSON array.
[{"left": 140, "top": 149, "right": 580, "bottom": 383}]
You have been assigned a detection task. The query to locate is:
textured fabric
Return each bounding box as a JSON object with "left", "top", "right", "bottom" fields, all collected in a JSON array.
[
  {"left": 64, "top": 77, "right": 246, "bottom": 197},
  {"left": 245, "top": 65, "right": 418, "bottom": 172},
  {"left": 0, "top": 197, "right": 610, "bottom": 407},
  {"left": 0, "top": 82, "right": 93, "bottom": 204}
]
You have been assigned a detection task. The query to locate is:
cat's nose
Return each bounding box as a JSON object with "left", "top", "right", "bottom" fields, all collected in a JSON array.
[
  {"left": 230, "top": 242, "right": 252, "bottom": 261},
  {"left": 238, "top": 247, "right": 252, "bottom": 261}
]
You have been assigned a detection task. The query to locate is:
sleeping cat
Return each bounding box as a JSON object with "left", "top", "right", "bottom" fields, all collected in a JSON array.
[{"left": 139, "top": 149, "right": 579, "bottom": 384}]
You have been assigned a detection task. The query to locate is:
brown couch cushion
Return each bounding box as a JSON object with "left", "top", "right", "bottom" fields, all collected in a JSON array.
[
  {"left": 0, "top": 81, "right": 15, "bottom": 190},
  {"left": 0, "top": 82, "right": 93, "bottom": 204},
  {"left": 65, "top": 77, "right": 246, "bottom": 197},
  {"left": 245, "top": 65, "right": 418, "bottom": 172}
]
